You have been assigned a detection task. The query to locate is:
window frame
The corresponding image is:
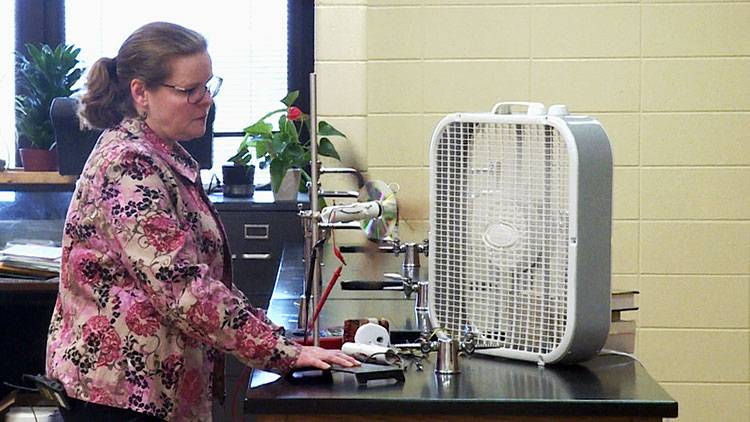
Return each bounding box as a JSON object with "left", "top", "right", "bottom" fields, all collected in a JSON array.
[{"left": 13, "top": 0, "right": 314, "bottom": 159}]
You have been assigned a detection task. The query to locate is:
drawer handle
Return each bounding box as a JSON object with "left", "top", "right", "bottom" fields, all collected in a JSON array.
[
  {"left": 244, "top": 224, "right": 269, "bottom": 240},
  {"left": 231, "top": 253, "right": 272, "bottom": 261}
]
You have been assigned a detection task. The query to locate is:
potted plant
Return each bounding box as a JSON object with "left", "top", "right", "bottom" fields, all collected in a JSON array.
[
  {"left": 15, "top": 43, "right": 84, "bottom": 171},
  {"left": 223, "top": 140, "right": 255, "bottom": 198},
  {"left": 240, "top": 90, "right": 345, "bottom": 201}
]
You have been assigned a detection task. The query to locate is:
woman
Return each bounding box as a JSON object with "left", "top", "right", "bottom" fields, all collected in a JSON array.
[{"left": 46, "top": 22, "right": 357, "bottom": 421}]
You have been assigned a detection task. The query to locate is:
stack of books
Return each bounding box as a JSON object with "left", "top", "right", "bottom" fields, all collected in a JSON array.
[
  {"left": 604, "top": 290, "right": 638, "bottom": 353},
  {"left": 0, "top": 243, "right": 62, "bottom": 279}
]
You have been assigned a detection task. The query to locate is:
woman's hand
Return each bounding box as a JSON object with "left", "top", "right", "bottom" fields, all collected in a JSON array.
[{"left": 295, "top": 346, "right": 360, "bottom": 370}]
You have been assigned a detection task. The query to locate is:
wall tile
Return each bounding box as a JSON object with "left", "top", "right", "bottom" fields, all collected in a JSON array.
[
  {"left": 320, "top": 0, "right": 366, "bottom": 5},
  {"left": 316, "top": 62, "right": 367, "bottom": 116},
  {"left": 663, "top": 383, "right": 750, "bottom": 422},
  {"left": 611, "top": 274, "right": 639, "bottom": 292},
  {"left": 535, "top": 0, "right": 636, "bottom": 3},
  {"left": 316, "top": 6, "right": 367, "bottom": 60},
  {"left": 531, "top": 5, "right": 639, "bottom": 58},
  {"left": 423, "top": 6, "right": 529, "bottom": 59},
  {"left": 613, "top": 167, "right": 639, "bottom": 220},
  {"left": 639, "top": 329, "right": 749, "bottom": 382},
  {"left": 317, "top": 116, "right": 368, "bottom": 171},
  {"left": 365, "top": 167, "right": 428, "bottom": 220},
  {"left": 396, "top": 219, "right": 429, "bottom": 241},
  {"left": 641, "top": 113, "right": 750, "bottom": 166},
  {"left": 640, "top": 222, "right": 750, "bottom": 274},
  {"left": 424, "top": 0, "right": 530, "bottom": 4},
  {"left": 595, "top": 114, "right": 639, "bottom": 166},
  {"left": 423, "top": 60, "right": 529, "bottom": 113},
  {"left": 640, "top": 276, "right": 749, "bottom": 329},
  {"left": 643, "top": 3, "right": 750, "bottom": 57},
  {"left": 368, "top": 61, "right": 423, "bottom": 113},
  {"left": 642, "top": 59, "right": 750, "bottom": 111},
  {"left": 367, "top": 7, "right": 422, "bottom": 59},
  {"left": 368, "top": 0, "right": 420, "bottom": 5},
  {"left": 641, "top": 168, "right": 750, "bottom": 220},
  {"left": 368, "top": 114, "right": 429, "bottom": 166},
  {"left": 644, "top": 0, "right": 740, "bottom": 2},
  {"left": 531, "top": 60, "right": 640, "bottom": 112},
  {"left": 612, "top": 221, "right": 639, "bottom": 274}
]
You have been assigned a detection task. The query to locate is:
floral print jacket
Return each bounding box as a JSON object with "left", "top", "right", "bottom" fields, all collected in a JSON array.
[{"left": 46, "top": 118, "right": 301, "bottom": 421}]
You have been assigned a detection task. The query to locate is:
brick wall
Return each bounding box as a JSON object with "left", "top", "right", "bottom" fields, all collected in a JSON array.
[{"left": 315, "top": 2, "right": 750, "bottom": 420}]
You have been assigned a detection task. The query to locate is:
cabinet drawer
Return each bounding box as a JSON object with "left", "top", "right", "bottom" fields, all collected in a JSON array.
[{"left": 220, "top": 211, "right": 300, "bottom": 253}]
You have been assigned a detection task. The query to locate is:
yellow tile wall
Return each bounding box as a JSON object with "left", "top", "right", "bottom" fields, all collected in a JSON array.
[{"left": 316, "top": 1, "right": 750, "bottom": 420}]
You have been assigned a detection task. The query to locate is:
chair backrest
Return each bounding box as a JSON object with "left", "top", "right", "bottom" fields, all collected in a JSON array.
[{"left": 50, "top": 97, "right": 215, "bottom": 175}]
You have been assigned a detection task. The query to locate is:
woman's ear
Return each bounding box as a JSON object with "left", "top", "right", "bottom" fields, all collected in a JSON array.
[{"left": 130, "top": 79, "right": 149, "bottom": 112}]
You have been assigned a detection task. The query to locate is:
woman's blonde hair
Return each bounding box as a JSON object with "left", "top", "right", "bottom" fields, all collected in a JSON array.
[{"left": 80, "top": 22, "right": 207, "bottom": 129}]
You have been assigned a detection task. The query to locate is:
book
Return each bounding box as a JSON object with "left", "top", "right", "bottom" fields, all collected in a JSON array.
[
  {"left": 0, "top": 244, "right": 62, "bottom": 261},
  {"left": 611, "top": 290, "right": 638, "bottom": 312},
  {"left": 0, "top": 243, "right": 62, "bottom": 273},
  {"left": 0, "top": 262, "right": 58, "bottom": 279},
  {"left": 605, "top": 319, "right": 636, "bottom": 353}
]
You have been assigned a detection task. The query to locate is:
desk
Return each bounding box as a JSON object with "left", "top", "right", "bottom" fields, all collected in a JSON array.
[
  {"left": 245, "top": 245, "right": 678, "bottom": 421},
  {"left": 0, "top": 277, "right": 58, "bottom": 293}
]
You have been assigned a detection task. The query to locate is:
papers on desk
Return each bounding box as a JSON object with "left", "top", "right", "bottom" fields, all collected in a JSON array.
[{"left": 0, "top": 243, "right": 61, "bottom": 278}]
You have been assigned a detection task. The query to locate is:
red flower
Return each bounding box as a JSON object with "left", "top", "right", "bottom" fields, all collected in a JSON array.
[
  {"left": 237, "top": 323, "right": 276, "bottom": 362},
  {"left": 187, "top": 302, "right": 220, "bottom": 334},
  {"left": 178, "top": 368, "right": 204, "bottom": 406},
  {"left": 287, "top": 106, "right": 302, "bottom": 121},
  {"left": 142, "top": 215, "right": 185, "bottom": 253},
  {"left": 83, "top": 315, "right": 122, "bottom": 367},
  {"left": 125, "top": 301, "right": 160, "bottom": 336},
  {"left": 88, "top": 386, "right": 115, "bottom": 406}
]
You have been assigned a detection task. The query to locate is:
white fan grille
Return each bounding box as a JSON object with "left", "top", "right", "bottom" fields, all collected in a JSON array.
[{"left": 432, "top": 121, "right": 571, "bottom": 355}]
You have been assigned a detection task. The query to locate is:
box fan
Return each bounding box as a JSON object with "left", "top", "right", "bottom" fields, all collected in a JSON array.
[{"left": 428, "top": 102, "right": 613, "bottom": 365}]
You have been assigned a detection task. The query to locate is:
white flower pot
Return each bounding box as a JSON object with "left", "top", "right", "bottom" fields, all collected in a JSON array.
[{"left": 274, "top": 168, "right": 301, "bottom": 202}]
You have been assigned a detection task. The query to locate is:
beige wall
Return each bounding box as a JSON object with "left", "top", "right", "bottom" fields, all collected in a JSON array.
[{"left": 315, "top": 1, "right": 750, "bottom": 421}]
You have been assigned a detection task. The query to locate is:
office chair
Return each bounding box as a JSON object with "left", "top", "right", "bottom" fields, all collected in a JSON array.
[{"left": 50, "top": 97, "right": 215, "bottom": 176}]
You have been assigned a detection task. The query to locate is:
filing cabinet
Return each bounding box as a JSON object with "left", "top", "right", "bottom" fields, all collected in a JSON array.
[
  {"left": 210, "top": 191, "right": 307, "bottom": 309},
  {"left": 210, "top": 191, "right": 307, "bottom": 418}
]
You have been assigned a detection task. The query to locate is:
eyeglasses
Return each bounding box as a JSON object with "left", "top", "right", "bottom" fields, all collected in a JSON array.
[{"left": 160, "top": 75, "right": 223, "bottom": 104}]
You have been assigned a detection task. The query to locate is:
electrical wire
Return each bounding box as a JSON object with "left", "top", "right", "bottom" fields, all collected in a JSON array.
[
  {"left": 307, "top": 210, "right": 347, "bottom": 334},
  {"left": 3, "top": 382, "right": 38, "bottom": 392},
  {"left": 599, "top": 349, "right": 641, "bottom": 364}
]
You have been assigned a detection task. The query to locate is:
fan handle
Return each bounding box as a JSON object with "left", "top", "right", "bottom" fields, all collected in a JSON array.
[{"left": 491, "top": 101, "right": 546, "bottom": 115}]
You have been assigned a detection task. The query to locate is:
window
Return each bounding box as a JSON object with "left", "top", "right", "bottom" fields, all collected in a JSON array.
[
  {"left": 65, "top": 1, "right": 289, "bottom": 183},
  {"left": 0, "top": 2, "right": 15, "bottom": 168}
]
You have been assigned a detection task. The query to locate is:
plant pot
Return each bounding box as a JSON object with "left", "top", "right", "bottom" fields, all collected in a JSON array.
[
  {"left": 274, "top": 168, "right": 302, "bottom": 202},
  {"left": 222, "top": 163, "right": 255, "bottom": 198},
  {"left": 20, "top": 148, "right": 57, "bottom": 171}
]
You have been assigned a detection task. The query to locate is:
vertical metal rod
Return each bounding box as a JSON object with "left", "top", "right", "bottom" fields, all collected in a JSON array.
[{"left": 309, "top": 72, "right": 321, "bottom": 347}]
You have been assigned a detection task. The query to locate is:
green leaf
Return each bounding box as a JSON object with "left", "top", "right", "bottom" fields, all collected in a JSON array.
[
  {"left": 269, "top": 159, "right": 291, "bottom": 193},
  {"left": 318, "top": 121, "right": 346, "bottom": 138},
  {"left": 285, "top": 143, "right": 306, "bottom": 166},
  {"left": 318, "top": 138, "right": 341, "bottom": 161},
  {"left": 15, "top": 42, "right": 85, "bottom": 149},
  {"left": 254, "top": 138, "right": 270, "bottom": 158},
  {"left": 281, "top": 90, "right": 299, "bottom": 107},
  {"left": 270, "top": 132, "right": 290, "bottom": 158},
  {"left": 244, "top": 120, "right": 273, "bottom": 136}
]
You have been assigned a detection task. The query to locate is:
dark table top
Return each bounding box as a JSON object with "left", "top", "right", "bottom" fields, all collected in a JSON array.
[
  {"left": 246, "top": 353, "right": 676, "bottom": 417},
  {"left": 245, "top": 244, "right": 678, "bottom": 418}
]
